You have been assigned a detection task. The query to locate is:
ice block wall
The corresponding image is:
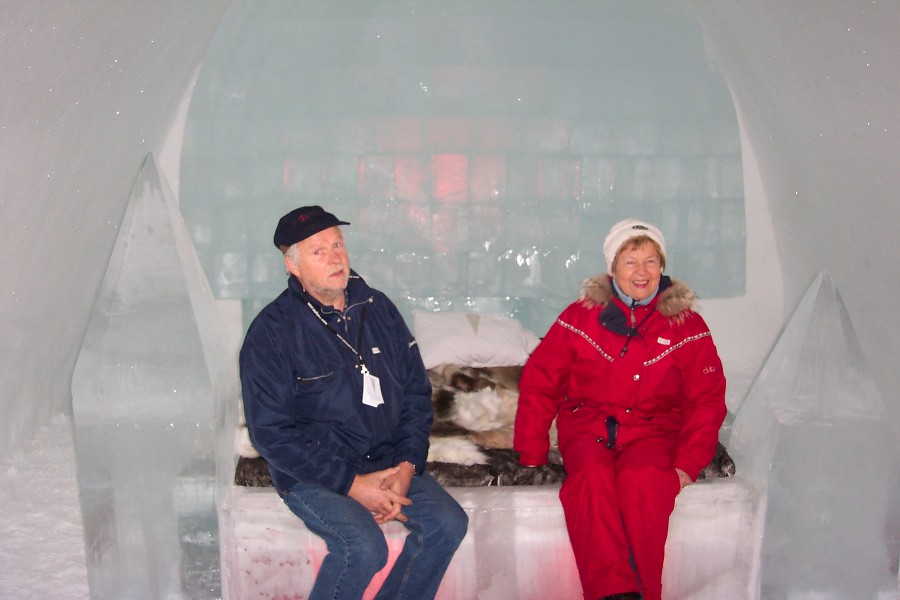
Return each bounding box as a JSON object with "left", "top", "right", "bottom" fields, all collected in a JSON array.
[
  {"left": 730, "top": 272, "right": 900, "bottom": 598},
  {"left": 71, "top": 155, "right": 239, "bottom": 598},
  {"left": 180, "top": 0, "right": 749, "bottom": 345}
]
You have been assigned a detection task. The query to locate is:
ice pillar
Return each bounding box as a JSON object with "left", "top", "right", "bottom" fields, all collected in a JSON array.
[
  {"left": 72, "top": 154, "right": 239, "bottom": 599},
  {"left": 729, "top": 272, "right": 900, "bottom": 599}
]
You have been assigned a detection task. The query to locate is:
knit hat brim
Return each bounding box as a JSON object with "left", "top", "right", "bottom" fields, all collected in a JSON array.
[{"left": 602, "top": 218, "right": 666, "bottom": 275}]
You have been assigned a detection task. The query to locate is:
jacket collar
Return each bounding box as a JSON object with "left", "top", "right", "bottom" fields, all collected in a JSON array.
[{"left": 579, "top": 274, "right": 697, "bottom": 319}]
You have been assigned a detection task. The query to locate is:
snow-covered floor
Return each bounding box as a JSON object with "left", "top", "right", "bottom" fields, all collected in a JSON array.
[{"left": 0, "top": 414, "right": 89, "bottom": 600}]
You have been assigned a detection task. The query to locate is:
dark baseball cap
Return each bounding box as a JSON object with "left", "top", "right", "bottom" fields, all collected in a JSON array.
[{"left": 273, "top": 206, "right": 350, "bottom": 250}]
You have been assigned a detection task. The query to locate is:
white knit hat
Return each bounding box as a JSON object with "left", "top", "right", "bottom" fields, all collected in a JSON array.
[{"left": 603, "top": 218, "right": 666, "bottom": 275}]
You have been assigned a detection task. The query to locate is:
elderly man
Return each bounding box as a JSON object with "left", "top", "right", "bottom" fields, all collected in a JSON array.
[{"left": 239, "top": 205, "right": 468, "bottom": 600}]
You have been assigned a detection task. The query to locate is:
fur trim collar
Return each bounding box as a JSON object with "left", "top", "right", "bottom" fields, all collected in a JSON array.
[{"left": 579, "top": 275, "right": 697, "bottom": 318}]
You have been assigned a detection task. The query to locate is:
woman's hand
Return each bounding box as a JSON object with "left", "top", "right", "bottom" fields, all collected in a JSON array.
[{"left": 675, "top": 467, "right": 692, "bottom": 489}]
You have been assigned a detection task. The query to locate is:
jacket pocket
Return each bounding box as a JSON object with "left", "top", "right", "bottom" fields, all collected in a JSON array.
[{"left": 291, "top": 369, "right": 337, "bottom": 396}]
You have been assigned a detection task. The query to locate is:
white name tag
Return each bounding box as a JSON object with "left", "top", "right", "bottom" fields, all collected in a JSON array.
[
  {"left": 657, "top": 337, "right": 671, "bottom": 346},
  {"left": 362, "top": 371, "right": 385, "bottom": 407}
]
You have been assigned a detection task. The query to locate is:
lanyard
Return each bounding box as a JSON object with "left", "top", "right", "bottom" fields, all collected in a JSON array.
[{"left": 305, "top": 302, "right": 369, "bottom": 374}]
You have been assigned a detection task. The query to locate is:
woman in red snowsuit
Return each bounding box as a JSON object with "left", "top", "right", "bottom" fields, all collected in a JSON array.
[{"left": 514, "top": 219, "right": 727, "bottom": 600}]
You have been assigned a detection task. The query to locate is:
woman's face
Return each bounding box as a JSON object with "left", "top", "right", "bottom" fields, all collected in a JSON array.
[{"left": 612, "top": 241, "right": 662, "bottom": 301}]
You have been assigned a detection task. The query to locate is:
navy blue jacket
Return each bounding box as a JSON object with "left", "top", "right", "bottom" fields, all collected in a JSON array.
[{"left": 239, "top": 272, "right": 433, "bottom": 496}]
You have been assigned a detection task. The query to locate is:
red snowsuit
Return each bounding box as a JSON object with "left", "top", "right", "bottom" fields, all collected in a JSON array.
[{"left": 514, "top": 275, "right": 726, "bottom": 600}]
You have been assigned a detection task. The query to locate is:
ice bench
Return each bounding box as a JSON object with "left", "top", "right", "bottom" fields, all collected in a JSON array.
[{"left": 219, "top": 476, "right": 762, "bottom": 600}]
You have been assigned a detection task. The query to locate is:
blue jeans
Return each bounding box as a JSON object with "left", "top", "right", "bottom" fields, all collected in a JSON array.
[{"left": 283, "top": 472, "right": 468, "bottom": 600}]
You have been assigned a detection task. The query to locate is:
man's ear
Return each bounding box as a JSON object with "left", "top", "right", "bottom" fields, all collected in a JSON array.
[{"left": 284, "top": 253, "right": 297, "bottom": 278}]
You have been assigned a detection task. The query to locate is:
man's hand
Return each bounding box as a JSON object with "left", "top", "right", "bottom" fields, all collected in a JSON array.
[
  {"left": 380, "top": 461, "right": 415, "bottom": 499},
  {"left": 348, "top": 466, "right": 413, "bottom": 523}
]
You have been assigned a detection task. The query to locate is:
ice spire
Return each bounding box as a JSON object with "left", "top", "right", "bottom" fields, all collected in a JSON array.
[
  {"left": 730, "top": 271, "right": 900, "bottom": 599},
  {"left": 71, "top": 154, "right": 238, "bottom": 598}
]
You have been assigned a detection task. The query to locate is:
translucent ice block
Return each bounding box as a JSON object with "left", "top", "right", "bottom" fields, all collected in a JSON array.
[
  {"left": 72, "top": 154, "right": 239, "bottom": 599},
  {"left": 729, "top": 272, "right": 900, "bottom": 599},
  {"left": 221, "top": 479, "right": 762, "bottom": 600},
  {"left": 180, "top": 0, "right": 747, "bottom": 337}
]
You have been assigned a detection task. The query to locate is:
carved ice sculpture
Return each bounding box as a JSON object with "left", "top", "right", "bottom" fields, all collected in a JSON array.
[
  {"left": 729, "top": 272, "right": 900, "bottom": 599},
  {"left": 71, "top": 154, "right": 238, "bottom": 598}
]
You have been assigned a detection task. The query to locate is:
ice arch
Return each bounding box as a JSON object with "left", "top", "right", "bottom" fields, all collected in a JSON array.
[
  {"left": 179, "top": 0, "right": 784, "bottom": 415},
  {"left": 3, "top": 1, "right": 897, "bottom": 451}
]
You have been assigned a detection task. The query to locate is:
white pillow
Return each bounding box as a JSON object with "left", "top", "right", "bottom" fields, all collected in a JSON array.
[{"left": 412, "top": 310, "right": 541, "bottom": 369}]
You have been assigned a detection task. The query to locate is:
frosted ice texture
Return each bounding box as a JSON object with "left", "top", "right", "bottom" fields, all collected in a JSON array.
[
  {"left": 730, "top": 272, "right": 900, "bottom": 599},
  {"left": 221, "top": 480, "right": 762, "bottom": 600},
  {"left": 219, "top": 486, "right": 578, "bottom": 600},
  {"left": 180, "top": 0, "right": 746, "bottom": 336},
  {"left": 72, "top": 155, "right": 239, "bottom": 599}
]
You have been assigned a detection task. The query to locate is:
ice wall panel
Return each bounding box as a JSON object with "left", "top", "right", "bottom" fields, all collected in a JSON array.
[
  {"left": 730, "top": 272, "right": 900, "bottom": 599},
  {"left": 72, "top": 155, "right": 239, "bottom": 599},
  {"left": 0, "top": 0, "right": 230, "bottom": 462},
  {"left": 689, "top": 0, "right": 900, "bottom": 443},
  {"left": 181, "top": 0, "right": 745, "bottom": 337}
]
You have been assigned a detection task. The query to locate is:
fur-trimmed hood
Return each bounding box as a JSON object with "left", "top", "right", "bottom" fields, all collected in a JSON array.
[{"left": 579, "top": 274, "right": 698, "bottom": 319}]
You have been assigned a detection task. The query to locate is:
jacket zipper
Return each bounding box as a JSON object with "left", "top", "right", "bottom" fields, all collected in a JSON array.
[
  {"left": 344, "top": 296, "right": 374, "bottom": 313},
  {"left": 620, "top": 301, "right": 651, "bottom": 358}
]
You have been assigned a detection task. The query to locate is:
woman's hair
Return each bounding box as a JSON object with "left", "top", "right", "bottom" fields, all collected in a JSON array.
[{"left": 613, "top": 235, "right": 666, "bottom": 271}]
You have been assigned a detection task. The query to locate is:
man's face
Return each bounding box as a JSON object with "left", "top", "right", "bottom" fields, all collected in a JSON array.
[{"left": 285, "top": 226, "right": 350, "bottom": 308}]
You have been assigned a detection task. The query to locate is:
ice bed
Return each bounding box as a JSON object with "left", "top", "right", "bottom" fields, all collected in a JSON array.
[{"left": 221, "top": 312, "right": 762, "bottom": 599}]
